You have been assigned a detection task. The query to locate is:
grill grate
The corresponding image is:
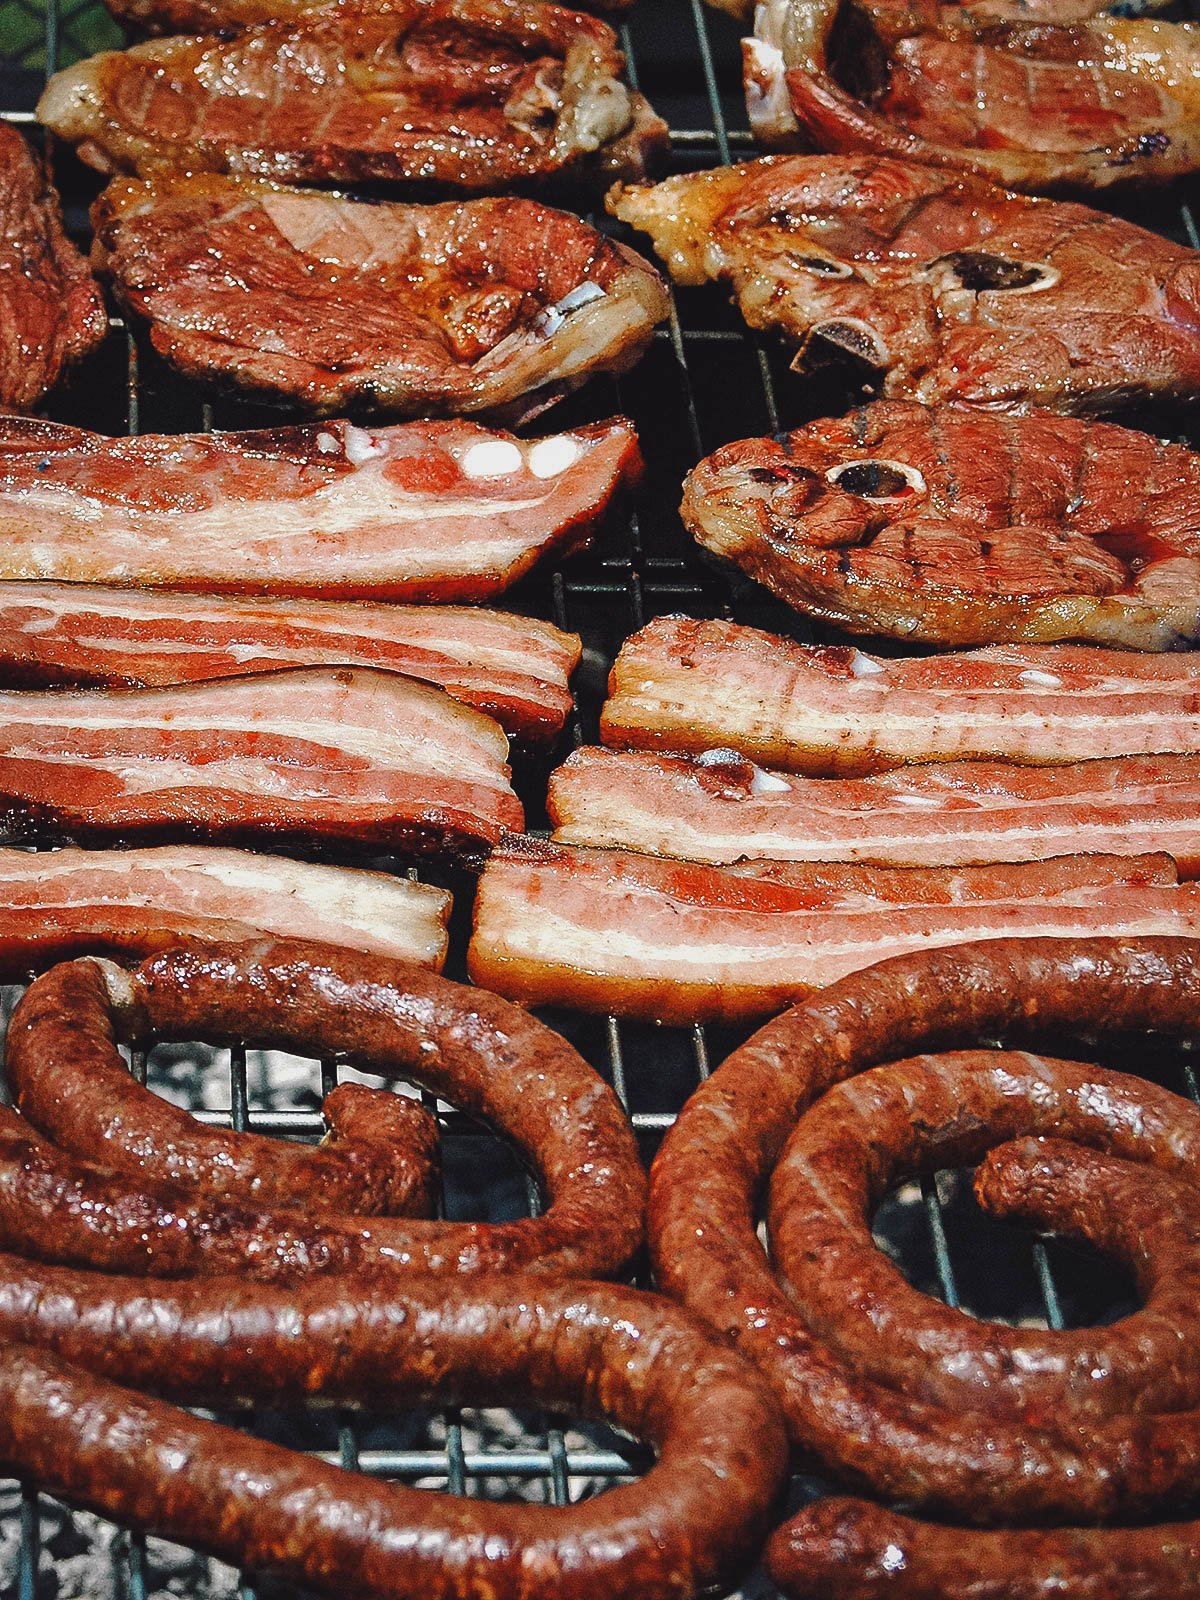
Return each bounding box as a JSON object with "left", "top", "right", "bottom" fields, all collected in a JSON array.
[{"left": 2, "top": 0, "right": 1200, "bottom": 1594}]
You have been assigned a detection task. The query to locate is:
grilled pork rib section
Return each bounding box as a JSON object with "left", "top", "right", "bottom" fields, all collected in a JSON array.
[
  {"left": 41, "top": 0, "right": 666, "bottom": 189},
  {"left": 752, "top": 0, "right": 1200, "bottom": 192},
  {"left": 0, "top": 583, "right": 579, "bottom": 742},
  {"left": 0, "top": 844, "right": 451, "bottom": 970},
  {"left": 683, "top": 404, "right": 1200, "bottom": 649},
  {"left": 549, "top": 748, "right": 1200, "bottom": 874},
  {"left": 608, "top": 156, "right": 1200, "bottom": 414},
  {"left": 469, "top": 841, "right": 1200, "bottom": 1023},
  {"left": 0, "top": 667, "right": 522, "bottom": 857},
  {"left": 602, "top": 617, "right": 1200, "bottom": 774},
  {"left": 0, "top": 126, "right": 106, "bottom": 415},
  {"left": 93, "top": 175, "right": 669, "bottom": 420},
  {"left": 0, "top": 415, "right": 637, "bottom": 603}
]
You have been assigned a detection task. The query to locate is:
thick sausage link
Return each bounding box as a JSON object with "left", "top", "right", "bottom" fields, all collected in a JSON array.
[
  {"left": 650, "top": 936, "right": 1200, "bottom": 1523},
  {"left": 5, "top": 942, "right": 645, "bottom": 1280},
  {"left": 768, "top": 1050, "right": 1200, "bottom": 1421},
  {"left": 7, "top": 959, "right": 435, "bottom": 1214},
  {"left": 0, "top": 1276, "right": 787, "bottom": 1600}
]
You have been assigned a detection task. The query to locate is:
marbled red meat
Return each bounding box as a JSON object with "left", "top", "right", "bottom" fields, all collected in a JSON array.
[
  {"left": 0, "top": 844, "right": 451, "bottom": 970},
  {"left": 755, "top": 0, "right": 1200, "bottom": 193},
  {"left": 0, "top": 126, "right": 106, "bottom": 414},
  {"left": 0, "top": 666, "right": 522, "bottom": 857},
  {"left": 0, "top": 582, "right": 579, "bottom": 742},
  {"left": 468, "top": 840, "right": 1200, "bottom": 1022},
  {"left": 608, "top": 157, "right": 1200, "bottom": 413},
  {"left": 93, "top": 174, "right": 669, "bottom": 420},
  {"left": 548, "top": 748, "right": 1200, "bottom": 874},
  {"left": 683, "top": 403, "right": 1200, "bottom": 648},
  {"left": 0, "top": 410, "right": 637, "bottom": 600},
  {"left": 602, "top": 616, "right": 1200, "bottom": 774},
  {"left": 41, "top": 0, "right": 665, "bottom": 190}
]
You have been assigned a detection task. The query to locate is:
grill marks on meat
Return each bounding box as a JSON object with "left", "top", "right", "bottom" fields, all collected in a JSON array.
[
  {"left": 548, "top": 747, "right": 1200, "bottom": 874},
  {"left": 0, "top": 667, "right": 522, "bottom": 857},
  {"left": 0, "top": 582, "right": 579, "bottom": 742},
  {"left": 41, "top": 0, "right": 666, "bottom": 190},
  {"left": 0, "top": 844, "right": 451, "bottom": 970},
  {"left": 0, "top": 415, "right": 637, "bottom": 604},
  {"left": 93, "top": 175, "right": 669, "bottom": 420},
  {"left": 754, "top": 0, "right": 1200, "bottom": 193},
  {"left": 0, "top": 126, "right": 106, "bottom": 415},
  {"left": 467, "top": 840, "right": 1200, "bottom": 1022},
  {"left": 684, "top": 403, "right": 1200, "bottom": 649},
  {"left": 608, "top": 156, "right": 1200, "bottom": 414},
  {"left": 603, "top": 616, "right": 1200, "bottom": 774}
]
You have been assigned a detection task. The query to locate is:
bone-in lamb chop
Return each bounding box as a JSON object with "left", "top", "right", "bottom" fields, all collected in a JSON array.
[
  {"left": 40, "top": 0, "right": 665, "bottom": 191},
  {"left": 608, "top": 155, "right": 1200, "bottom": 414},
  {"left": 746, "top": 0, "right": 1200, "bottom": 192},
  {"left": 0, "top": 126, "right": 106, "bottom": 414},
  {"left": 681, "top": 401, "right": 1200, "bottom": 650},
  {"left": 93, "top": 173, "right": 669, "bottom": 420}
]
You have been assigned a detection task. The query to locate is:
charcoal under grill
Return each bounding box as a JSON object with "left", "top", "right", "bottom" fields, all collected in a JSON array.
[{"left": 1, "top": 1, "right": 1200, "bottom": 1594}]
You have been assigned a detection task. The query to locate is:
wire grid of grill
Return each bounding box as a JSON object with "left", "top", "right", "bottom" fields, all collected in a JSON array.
[{"left": 2, "top": 0, "right": 1200, "bottom": 1593}]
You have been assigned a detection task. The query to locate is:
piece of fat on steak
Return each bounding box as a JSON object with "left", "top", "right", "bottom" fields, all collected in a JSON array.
[
  {"left": 746, "top": 0, "right": 1200, "bottom": 193},
  {"left": 93, "top": 172, "right": 669, "bottom": 421},
  {"left": 681, "top": 401, "right": 1200, "bottom": 650},
  {"left": 607, "top": 155, "right": 1200, "bottom": 415},
  {"left": 0, "top": 125, "right": 106, "bottom": 414},
  {"left": 39, "top": 0, "right": 666, "bottom": 191}
]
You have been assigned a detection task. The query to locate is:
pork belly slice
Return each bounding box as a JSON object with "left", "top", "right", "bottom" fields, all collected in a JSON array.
[
  {"left": 601, "top": 617, "right": 1200, "bottom": 776},
  {"left": 0, "top": 582, "right": 578, "bottom": 743},
  {"left": 0, "top": 126, "right": 106, "bottom": 415},
  {"left": 0, "top": 843, "right": 450, "bottom": 972},
  {"left": 608, "top": 157, "right": 1200, "bottom": 414},
  {"left": 92, "top": 175, "right": 669, "bottom": 421},
  {"left": 683, "top": 403, "right": 1200, "bottom": 650},
  {"left": 41, "top": 0, "right": 665, "bottom": 190},
  {"left": 469, "top": 840, "right": 1199, "bottom": 1024},
  {"left": 0, "top": 415, "right": 636, "bottom": 603},
  {"left": 749, "top": 0, "right": 1200, "bottom": 193},
  {"left": 0, "top": 667, "right": 522, "bottom": 858},
  {"left": 549, "top": 747, "right": 1200, "bottom": 875}
]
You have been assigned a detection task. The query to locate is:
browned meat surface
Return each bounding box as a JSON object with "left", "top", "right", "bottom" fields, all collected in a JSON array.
[
  {"left": 748, "top": 0, "right": 1200, "bottom": 192},
  {"left": 0, "top": 126, "right": 106, "bottom": 414},
  {"left": 104, "top": 0, "right": 636, "bottom": 34},
  {"left": 609, "top": 156, "right": 1200, "bottom": 414},
  {"left": 93, "top": 173, "right": 668, "bottom": 419},
  {"left": 41, "top": 0, "right": 666, "bottom": 191},
  {"left": 683, "top": 402, "right": 1200, "bottom": 648}
]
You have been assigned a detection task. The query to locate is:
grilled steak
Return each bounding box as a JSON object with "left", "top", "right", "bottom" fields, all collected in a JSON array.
[
  {"left": 0, "top": 843, "right": 452, "bottom": 969},
  {"left": 94, "top": 174, "right": 669, "bottom": 420},
  {"left": 0, "top": 126, "right": 106, "bottom": 415},
  {"left": 549, "top": 747, "right": 1200, "bottom": 874},
  {"left": 683, "top": 402, "right": 1200, "bottom": 649},
  {"left": 709, "top": 0, "right": 1147, "bottom": 27},
  {"left": 41, "top": 0, "right": 666, "bottom": 190},
  {"left": 748, "top": 0, "right": 1200, "bottom": 192},
  {"left": 608, "top": 156, "right": 1200, "bottom": 414},
  {"left": 601, "top": 616, "right": 1200, "bottom": 774},
  {"left": 104, "top": 0, "right": 635, "bottom": 35},
  {"left": 469, "top": 840, "right": 1200, "bottom": 1023},
  {"left": 0, "top": 414, "right": 638, "bottom": 601}
]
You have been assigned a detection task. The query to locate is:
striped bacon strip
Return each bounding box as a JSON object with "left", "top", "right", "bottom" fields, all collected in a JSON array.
[
  {"left": 0, "top": 844, "right": 450, "bottom": 974},
  {"left": 0, "top": 667, "right": 522, "bottom": 858},
  {"left": 602, "top": 616, "right": 1200, "bottom": 775},
  {"left": 469, "top": 839, "right": 1200, "bottom": 1023},
  {"left": 0, "top": 583, "right": 579, "bottom": 743},
  {"left": 0, "top": 415, "right": 638, "bottom": 601},
  {"left": 548, "top": 748, "right": 1200, "bottom": 874}
]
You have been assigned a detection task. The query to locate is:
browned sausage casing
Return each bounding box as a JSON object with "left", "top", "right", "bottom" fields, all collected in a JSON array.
[
  {"left": 650, "top": 936, "right": 1200, "bottom": 1524},
  {"left": 5, "top": 941, "right": 645, "bottom": 1279}
]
